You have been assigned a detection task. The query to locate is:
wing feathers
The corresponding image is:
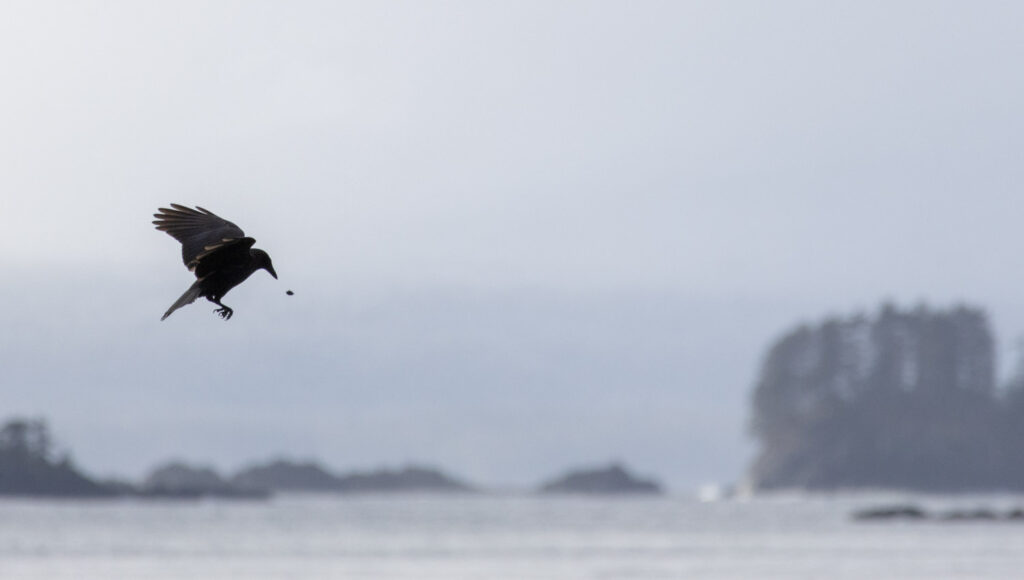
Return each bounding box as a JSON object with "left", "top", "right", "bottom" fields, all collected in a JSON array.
[{"left": 153, "top": 204, "right": 248, "bottom": 268}]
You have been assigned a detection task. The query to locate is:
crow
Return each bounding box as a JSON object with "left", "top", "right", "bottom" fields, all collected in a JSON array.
[{"left": 153, "top": 204, "right": 277, "bottom": 321}]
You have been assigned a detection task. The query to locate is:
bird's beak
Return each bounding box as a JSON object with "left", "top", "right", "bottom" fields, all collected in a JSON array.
[{"left": 266, "top": 265, "right": 278, "bottom": 279}]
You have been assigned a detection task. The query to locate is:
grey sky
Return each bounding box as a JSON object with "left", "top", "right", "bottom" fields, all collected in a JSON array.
[{"left": 2, "top": 1, "right": 1024, "bottom": 489}]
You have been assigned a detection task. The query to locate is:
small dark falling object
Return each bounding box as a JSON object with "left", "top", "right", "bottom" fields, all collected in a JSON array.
[
  {"left": 153, "top": 204, "right": 278, "bottom": 321},
  {"left": 286, "top": 290, "right": 294, "bottom": 296}
]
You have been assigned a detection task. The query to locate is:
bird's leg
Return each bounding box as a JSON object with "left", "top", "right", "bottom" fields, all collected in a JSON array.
[{"left": 211, "top": 299, "right": 233, "bottom": 320}]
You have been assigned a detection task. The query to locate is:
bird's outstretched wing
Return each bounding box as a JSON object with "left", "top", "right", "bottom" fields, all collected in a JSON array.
[{"left": 153, "top": 204, "right": 253, "bottom": 274}]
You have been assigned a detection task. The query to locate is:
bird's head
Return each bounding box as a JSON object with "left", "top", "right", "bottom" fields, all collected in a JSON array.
[{"left": 252, "top": 249, "right": 278, "bottom": 279}]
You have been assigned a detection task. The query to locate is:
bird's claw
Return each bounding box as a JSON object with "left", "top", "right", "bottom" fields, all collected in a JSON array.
[{"left": 215, "top": 307, "right": 233, "bottom": 320}]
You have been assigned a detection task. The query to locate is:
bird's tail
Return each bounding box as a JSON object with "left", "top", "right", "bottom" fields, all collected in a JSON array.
[{"left": 162, "top": 281, "right": 203, "bottom": 321}]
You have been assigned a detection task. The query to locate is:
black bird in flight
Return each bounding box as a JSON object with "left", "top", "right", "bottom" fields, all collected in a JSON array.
[{"left": 153, "top": 204, "right": 277, "bottom": 321}]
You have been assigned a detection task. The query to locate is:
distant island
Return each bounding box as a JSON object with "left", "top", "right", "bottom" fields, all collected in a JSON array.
[
  {"left": 231, "top": 459, "right": 340, "bottom": 492},
  {"left": 0, "top": 419, "right": 481, "bottom": 498},
  {"left": 139, "top": 461, "right": 269, "bottom": 499},
  {"left": 749, "top": 303, "right": 1024, "bottom": 492},
  {"left": 132, "top": 460, "right": 474, "bottom": 498},
  {"left": 231, "top": 459, "right": 475, "bottom": 494},
  {"left": 0, "top": 420, "right": 667, "bottom": 498},
  {"left": 538, "top": 463, "right": 662, "bottom": 495},
  {"left": 0, "top": 419, "right": 114, "bottom": 497}
]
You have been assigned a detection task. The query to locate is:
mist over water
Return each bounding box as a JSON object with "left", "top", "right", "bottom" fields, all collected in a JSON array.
[{"left": 2, "top": 494, "right": 1024, "bottom": 580}]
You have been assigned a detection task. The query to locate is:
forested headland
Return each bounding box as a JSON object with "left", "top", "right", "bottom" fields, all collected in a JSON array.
[{"left": 749, "top": 303, "right": 1024, "bottom": 492}]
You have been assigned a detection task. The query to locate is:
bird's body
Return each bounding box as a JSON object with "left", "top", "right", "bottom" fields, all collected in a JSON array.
[{"left": 153, "top": 204, "right": 277, "bottom": 320}]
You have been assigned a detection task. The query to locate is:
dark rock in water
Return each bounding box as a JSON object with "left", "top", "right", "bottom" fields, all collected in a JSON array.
[
  {"left": 853, "top": 505, "right": 929, "bottom": 521},
  {"left": 941, "top": 509, "right": 999, "bottom": 521},
  {"left": 1006, "top": 508, "right": 1024, "bottom": 520},
  {"left": 853, "top": 505, "right": 1024, "bottom": 522},
  {"left": 143, "top": 461, "right": 269, "bottom": 499},
  {"left": 538, "top": 463, "right": 662, "bottom": 495}
]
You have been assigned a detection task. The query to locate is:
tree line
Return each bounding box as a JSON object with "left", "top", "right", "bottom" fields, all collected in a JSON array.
[{"left": 749, "top": 303, "right": 1024, "bottom": 492}]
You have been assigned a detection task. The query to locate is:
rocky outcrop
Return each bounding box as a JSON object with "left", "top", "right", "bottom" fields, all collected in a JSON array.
[
  {"left": 538, "top": 463, "right": 662, "bottom": 495},
  {"left": 335, "top": 465, "right": 474, "bottom": 493}
]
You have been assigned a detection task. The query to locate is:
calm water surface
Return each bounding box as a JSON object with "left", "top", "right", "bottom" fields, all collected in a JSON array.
[{"left": 0, "top": 494, "right": 1021, "bottom": 579}]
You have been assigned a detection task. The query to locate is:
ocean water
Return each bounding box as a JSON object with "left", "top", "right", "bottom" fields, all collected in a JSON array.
[{"left": 0, "top": 493, "right": 1022, "bottom": 579}]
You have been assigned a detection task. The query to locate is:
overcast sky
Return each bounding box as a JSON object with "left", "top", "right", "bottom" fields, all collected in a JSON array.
[{"left": 2, "top": 1, "right": 1024, "bottom": 490}]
